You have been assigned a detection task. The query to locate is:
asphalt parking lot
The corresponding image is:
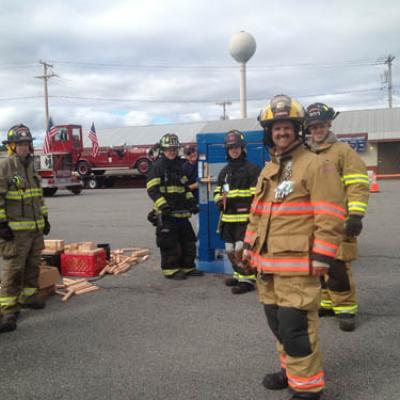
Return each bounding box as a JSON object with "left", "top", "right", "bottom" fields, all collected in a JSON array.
[{"left": 0, "top": 181, "right": 399, "bottom": 400}]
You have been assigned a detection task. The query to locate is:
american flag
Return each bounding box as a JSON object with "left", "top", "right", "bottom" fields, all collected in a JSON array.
[
  {"left": 43, "top": 116, "right": 58, "bottom": 154},
  {"left": 88, "top": 122, "right": 99, "bottom": 158}
]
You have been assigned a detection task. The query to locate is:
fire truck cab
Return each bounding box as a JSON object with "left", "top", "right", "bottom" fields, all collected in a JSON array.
[{"left": 46, "top": 124, "right": 153, "bottom": 179}]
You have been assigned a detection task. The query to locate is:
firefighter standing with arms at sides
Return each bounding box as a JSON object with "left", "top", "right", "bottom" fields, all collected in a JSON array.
[
  {"left": 0, "top": 124, "right": 50, "bottom": 334},
  {"left": 214, "top": 130, "right": 260, "bottom": 294},
  {"left": 146, "top": 133, "right": 204, "bottom": 280},
  {"left": 242, "top": 95, "right": 346, "bottom": 399},
  {"left": 305, "top": 103, "right": 369, "bottom": 332}
]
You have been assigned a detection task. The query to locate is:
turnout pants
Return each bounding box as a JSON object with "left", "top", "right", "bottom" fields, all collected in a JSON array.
[
  {"left": 320, "top": 261, "right": 358, "bottom": 315},
  {"left": 257, "top": 273, "right": 324, "bottom": 395},
  {"left": 156, "top": 216, "right": 196, "bottom": 277},
  {"left": 0, "top": 231, "right": 44, "bottom": 315}
]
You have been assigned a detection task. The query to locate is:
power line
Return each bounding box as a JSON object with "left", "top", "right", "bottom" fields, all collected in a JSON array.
[
  {"left": 0, "top": 86, "right": 393, "bottom": 104},
  {"left": 47, "top": 57, "right": 390, "bottom": 71}
]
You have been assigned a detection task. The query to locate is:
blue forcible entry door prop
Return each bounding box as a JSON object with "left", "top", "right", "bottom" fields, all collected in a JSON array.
[{"left": 196, "top": 130, "right": 269, "bottom": 273}]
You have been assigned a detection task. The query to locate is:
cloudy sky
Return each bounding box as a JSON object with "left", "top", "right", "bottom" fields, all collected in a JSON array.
[{"left": 0, "top": 0, "right": 399, "bottom": 143}]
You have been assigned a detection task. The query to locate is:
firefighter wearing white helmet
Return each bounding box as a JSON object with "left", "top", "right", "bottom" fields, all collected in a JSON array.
[
  {"left": 242, "top": 95, "right": 346, "bottom": 399},
  {"left": 0, "top": 124, "right": 50, "bottom": 334},
  {"left": 305, "top": 102, "right": 369, "bottom": 332},
  {"left": 146, "top": 133, "right": 203, "bottom": 280}
]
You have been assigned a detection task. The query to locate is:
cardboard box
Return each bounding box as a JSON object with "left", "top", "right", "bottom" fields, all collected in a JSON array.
[
  {"left": 38, "top": 266, "right": 62, "bottom": 298},
  {"left": 44, "top": 240, "right": 65, "bottom": 252}
]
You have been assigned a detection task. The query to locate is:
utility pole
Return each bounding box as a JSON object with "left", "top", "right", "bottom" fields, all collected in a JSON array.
[
  {"left": 35, "top": 60, "right": 58, "bottom": 129},
  {"left": 216, "top": 101, "right": 232, "bottom": 120},
  {"left": 384, "top": 55, "right": 395, "bottom": 108}
]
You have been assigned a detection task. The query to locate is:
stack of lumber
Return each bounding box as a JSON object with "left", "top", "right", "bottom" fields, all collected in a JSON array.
[
  {"left": 43, "top": 239, "right": 65, "bottom": 253},
  {"left": 55, "top": 278, "right": 100, "bottom": 302},
  {"left": 64, "top": 242, "right": 104, "bottom": 255},
  {"left": 99, "top": 248, "right": 150, "bottom": 276}
]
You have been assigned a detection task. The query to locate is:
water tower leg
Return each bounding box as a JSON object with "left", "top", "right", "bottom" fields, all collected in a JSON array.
[{"left": 240, "top": 62, "right": 247, "bottom": 118}]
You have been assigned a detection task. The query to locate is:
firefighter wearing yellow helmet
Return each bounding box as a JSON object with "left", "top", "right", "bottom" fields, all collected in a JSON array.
[
  {"left": 305, "top": 103, "right": 369, "bottom": 332},
  {"left": 0, "top": 124, "right": 51, "bottom": 334},
  {"left": 243, "top": 95, "right": 346, "bottom": 399}
]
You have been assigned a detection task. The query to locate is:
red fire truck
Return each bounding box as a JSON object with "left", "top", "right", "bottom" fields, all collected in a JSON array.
[
  {"left": 45, "top": 124, "right": 154, "bottom": 188},
  {"left": 34, "top": 151, "right": 83, "bottom": 196}
]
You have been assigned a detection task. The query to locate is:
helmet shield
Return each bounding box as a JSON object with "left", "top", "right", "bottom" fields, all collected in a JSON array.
[
  {"left": 224, "top": 130, "right": 245, "bottom": 149},
  {"left": 160, "top": 133, "right": 180, "bottom": 149},
  {"left": 305, "top": 103, "right": 338, "bottom": 128}
]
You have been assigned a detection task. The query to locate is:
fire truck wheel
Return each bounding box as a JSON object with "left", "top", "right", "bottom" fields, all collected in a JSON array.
[
  {"left": 43, "top": 188, "right": 58, "bottom": 197},
  {"left": 76, "top": 161, "right": 91, "bottom": 177},
  {"left": 68, "top": 186, "right": 82, "bottom": 195},
  {"left": 136, "top": 158, "right": 151, "bottom": 175},
  {"left": 87, "top": 178, "right": 98, "bottom": 189}
]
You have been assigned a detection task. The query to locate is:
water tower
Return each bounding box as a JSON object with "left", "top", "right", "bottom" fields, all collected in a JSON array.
[{"left": 229, "top": 31, "right": 256, "bottom": 118}]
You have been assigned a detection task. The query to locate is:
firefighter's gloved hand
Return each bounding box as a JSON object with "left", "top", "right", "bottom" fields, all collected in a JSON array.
[
  {"left": 345, "top": 215, "right": 363, "bottom": 237},
  {"left": 43, "top": 217, "right": 51, "bottom": 236},
  {"left": 159, "top": 204, "right": 172, "bottom": 216},
  {"left": 147, "top": 210, "right": 158, "bottom": 227},
  {"left": 190, "top": 205, "right": 199, "bottom": 215},
  {"left": 0, "top": 222, "right": 14, "bottom": 241},
  {"left": 216, "top": 201, "right": 224, "bottom": 212},
  {"left": 311, "top": 260, "right": 330, "bottom": 276}
]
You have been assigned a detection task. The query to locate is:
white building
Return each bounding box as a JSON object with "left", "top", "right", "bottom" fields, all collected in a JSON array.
[{"left": 90, "top": 107, "right": 400, "bottom": 174}]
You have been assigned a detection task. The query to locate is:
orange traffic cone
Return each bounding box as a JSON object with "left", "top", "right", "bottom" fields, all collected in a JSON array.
[{"left": 369, "top": 172, "right": 380, "bottom": 193}]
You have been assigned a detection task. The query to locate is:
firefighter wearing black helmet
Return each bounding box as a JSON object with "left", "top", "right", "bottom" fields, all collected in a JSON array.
[
  {"left": 243, "top": 95, "right": 346, "bottom": 399},
  {"left": 0, "top": 124, "right": 50, "bottom": 334},
  {"left": 213, "top": 130, "right": 260, "bottom": 294},
  {"left": 305, "top": 102, "right": 369, "bottom": 332},
  {"left": 146, "top": 133, "right": 203, "bottom": 280}
]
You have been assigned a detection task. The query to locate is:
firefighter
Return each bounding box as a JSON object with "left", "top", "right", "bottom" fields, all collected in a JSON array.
[
  {"left": 146, "top": 133, "right": 204, "bottom": 280},
  {"left": 0, "top": 124, "right": 50, "bottom": 334},
  {"left": 214, "top": 130, "right": 260, "bottom": 294},
  {"left": 182, "top": 144, "right": 199, "bottom": 202},
  {"left": 242, "top": 95, "right": 346, "bottom": 399},
  {"left": 305, "top": 103, "right": 369, "bottom": 332}
]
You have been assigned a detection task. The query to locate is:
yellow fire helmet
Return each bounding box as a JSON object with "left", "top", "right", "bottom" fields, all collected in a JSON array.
[
  {"left": 258, "top": 94, "right": 304, "bottom": 128},
  {"left": 258, "top": 94, "right": 305, "bottom": 147}
]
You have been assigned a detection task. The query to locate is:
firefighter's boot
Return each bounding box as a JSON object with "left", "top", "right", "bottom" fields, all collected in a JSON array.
[
  {"left": 224, "top": 277, "right": 239, "bottom": 287},
  {"left": 0, "top": 314, "right": 17, "bottom": 334},
  {"left": 318, "top": 308, "right": 335, "bottom": 317},
  {"left": 262, "top": 369, "right": 288, "bottom": 390},
  {"left": 21, "top": 297, "right": 46, "bottom": 310},
  {"left": 337, "top": 313, "right": 355, "bottom": 332},
  {"left": 166, "top": 270, "right": 187, "bottom": 280},
  {"left": 290, "top": 391, "right": 322, "bottom": 399},
  {"left": 231, "top": 282, "right": 255, "bottom": 295},
  {"left": 185, "top": 270, "right": 204, "bottom": 277}
]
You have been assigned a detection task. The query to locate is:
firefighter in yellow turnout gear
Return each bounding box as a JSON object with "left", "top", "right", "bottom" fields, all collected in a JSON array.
[
  {"left": 214, "top": 130, "right": 261, "bottom": 294},
  {"left": 0, "top": 124, "right": 50, "bottom": 334},
  {"left": 243, "top": 95, "right": 346, "bottom": 399},
  {"left": 305, "top": 103, "right": 369, "bottom": 332}
]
